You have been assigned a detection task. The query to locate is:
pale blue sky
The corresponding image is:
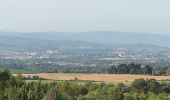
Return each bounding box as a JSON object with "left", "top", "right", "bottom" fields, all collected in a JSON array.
[{"left": 0, "top": 0, "right": 170, "bottom": 34}]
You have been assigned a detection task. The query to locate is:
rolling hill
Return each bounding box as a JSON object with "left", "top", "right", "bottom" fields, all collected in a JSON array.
[{"left": 0, "top": 31, "right": 170, "bottom": 47}]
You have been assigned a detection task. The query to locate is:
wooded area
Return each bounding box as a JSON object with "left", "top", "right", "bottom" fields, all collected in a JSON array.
[{"left": 108, "top": 63, "right": 170, "bottom": 75}]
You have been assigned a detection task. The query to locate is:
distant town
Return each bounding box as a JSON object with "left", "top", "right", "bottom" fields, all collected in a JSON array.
[{"left": 1, "top": 44, "right": 170, "bottom": 73}]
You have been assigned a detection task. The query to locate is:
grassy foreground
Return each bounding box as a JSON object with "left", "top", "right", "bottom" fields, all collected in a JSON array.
[{"left": 0, "top": 69, "right": 170, "bottom": 100}]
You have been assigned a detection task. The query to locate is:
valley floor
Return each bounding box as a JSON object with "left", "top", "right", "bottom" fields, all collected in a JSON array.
[{"left": 22, "top": 73, "right": 170, "bottom": 83}]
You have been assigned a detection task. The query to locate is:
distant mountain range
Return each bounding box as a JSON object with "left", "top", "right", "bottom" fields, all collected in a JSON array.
[
  {"left": 0, "top": 31, "right": 170, "bottom": 47},
  {"left": 0, "top": 31, "right": 170, "bottom": 58},
  {"left": 0, "top": 35, "right": 100, "bottom": 52}
]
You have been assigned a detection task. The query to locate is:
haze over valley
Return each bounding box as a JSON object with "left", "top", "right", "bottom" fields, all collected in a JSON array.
[
  {"left": 0, "top": 31, "right": 170, "bottom": 73},
  {"left": 1, "top": 0, "right": 170, "bottom": 99}
]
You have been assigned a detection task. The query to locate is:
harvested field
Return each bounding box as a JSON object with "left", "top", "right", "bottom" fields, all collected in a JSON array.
[{"left": 22, "top": 73, "right": 170, "bottom": 83}]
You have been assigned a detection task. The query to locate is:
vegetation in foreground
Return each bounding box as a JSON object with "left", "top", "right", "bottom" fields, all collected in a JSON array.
[{"left": 0, "top": 69, "right": 170, "bottom": 100}]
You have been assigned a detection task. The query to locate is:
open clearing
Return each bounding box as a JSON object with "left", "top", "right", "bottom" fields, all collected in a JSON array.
[{"left": 22, "top": 73, "right": 170, "bottom": 83}]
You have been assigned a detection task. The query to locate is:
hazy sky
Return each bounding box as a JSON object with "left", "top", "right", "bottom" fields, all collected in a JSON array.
[{"left": 0, "top": 0, "right": 170, "bottom": 34}]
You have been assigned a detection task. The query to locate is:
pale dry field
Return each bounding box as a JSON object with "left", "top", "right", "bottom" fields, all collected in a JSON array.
[{"left": 22, "top": 73, "right": 170, "bottom": 83}]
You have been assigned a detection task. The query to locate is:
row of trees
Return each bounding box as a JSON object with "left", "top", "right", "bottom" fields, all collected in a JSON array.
[
  {"left": 0, "top": 69, "right": 170, "bottom": 100},
  {"left": 108, "top": 63, "right": 153, "bottom": 74}
]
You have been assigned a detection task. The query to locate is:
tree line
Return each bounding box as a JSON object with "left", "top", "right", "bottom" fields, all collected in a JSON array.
[
  {"left": 108, "top": 63, "right": 153, "bottom": 74},
  {"left": 0, "top": 69, "right": 170, "bottom": 100},
  {"left": 108, "top": 63, "right": 170, "bottom": 75}
]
